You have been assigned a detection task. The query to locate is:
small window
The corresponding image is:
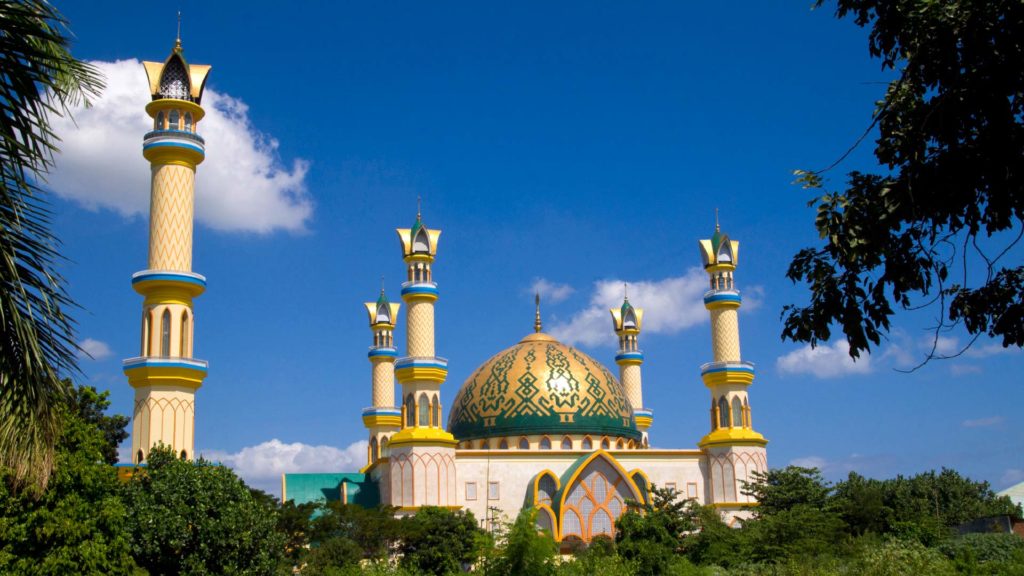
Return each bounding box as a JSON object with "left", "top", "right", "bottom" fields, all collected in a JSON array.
[
  {"left": 180, "top": 311, "right": 189, "bottom": 357},
  {"left": 687, "top": 482, "right": 699, "bottom": 498},
  {"left": 155, "top": 111, "right": 164, "bottom": 130},
  {"left": 582, "top": 437, "right": 593, "bottom": 450},
  {"left": 405, "top": 394, "right": 415, "bottom": 427},
  {"left": 160, "top": 309, "right": 171, "bottom": 356},
  {"left": 432, "top": 397, "right": 440, "bottom": 428},
  {"left": 180, "top": 450, "right": 188, "bottom": 460},
  {"left": 480, "top": 440, "right": 489, "bottom": 450},
  {"left": 141, "top": 310, "right": 150, "bottom": 355},
  {"left": 412, "top": 228, "right": 430, "bottom": 253},
  {"left": 601, "top": 437, "right": 610, "bottom": 450},
  {"left": 418, "top": 393, "right": 430, "bottom": 427},
  {"left": 184, "top": 111, "right": 193, "bottom": 131},
  {"left": 465, "top": 482, "right": 478, "bottom": 501},
  {"left": 561, "top": 437, "right": 573, "bottom": 450},
  {"left": 539, "top": 437, "right": 551, "bottom": 450},
  {"left": 731, "top": 397, "right": 743, "bottom": 428},
  {"left": 370, "top": 437, "right": 378, "bottom": 462},
  {"left": 488, "top": 481, "right": 500, "bottom": 500},
  {"left": 499, "top": 439, "right": 509, "bottom": 450},
  {"left": 168, "top": 109, "right": 180, "bottom": 130},
  {"left": 518, "top": 437, "right": 529, "bottom": 450},
  {"left": 137, "top": 450, "right": 144, "bottom": 464},
  {"left": 616, "top": 439, "right": 624, "bottom": 450},
  {"left": 718, "top": 396, "right": 729, "bottom": 429},
  {"left": 665, "top": 481, "right": 677, "bottom": 494}
]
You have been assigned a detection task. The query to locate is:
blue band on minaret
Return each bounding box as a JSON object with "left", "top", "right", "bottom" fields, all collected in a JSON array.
[
  {"left": 703, "top": 291, "right": 742, "bottom": 306},
  {"left": 400, "top": 283, "right": 439, "bottom": 298}
]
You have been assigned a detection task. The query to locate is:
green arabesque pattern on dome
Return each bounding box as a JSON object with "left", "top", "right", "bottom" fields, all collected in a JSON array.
[{"left": 447, "top": 333, "right": 641, "bottom": 442}]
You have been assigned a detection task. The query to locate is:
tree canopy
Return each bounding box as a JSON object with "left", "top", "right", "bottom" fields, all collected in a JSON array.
[{"left": 783, "top": 0, "right": 1024, "bottom": 359}]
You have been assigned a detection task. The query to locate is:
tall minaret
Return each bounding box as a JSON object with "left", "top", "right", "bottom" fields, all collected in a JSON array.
[
  {"left": 386, "top": 208, "right": 457, "bottom": 509},
  {"left": 697, "top": 218, "right": 767, "bottom": 513},
  {"left": 610, "top": 290, "right": 652, "bottom": 446},
  {"left": 361, "top": 287, "right": 401, "bottom": 469},
  {"left": 122, "top": 37, "right": 212, "bottom": 464}
]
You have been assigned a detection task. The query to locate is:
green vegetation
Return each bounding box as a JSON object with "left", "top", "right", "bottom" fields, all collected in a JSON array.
[{"left": 784, "top": 0, "right": 1024, "bottom": 359}]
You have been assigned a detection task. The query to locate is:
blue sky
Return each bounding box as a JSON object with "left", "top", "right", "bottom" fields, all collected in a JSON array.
[{"left": 52, "top": 1, "right": 1023, "bottom": 495}]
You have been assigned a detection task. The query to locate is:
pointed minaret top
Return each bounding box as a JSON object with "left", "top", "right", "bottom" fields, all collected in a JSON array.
[
  {"left": 534, "top": 293, "right": 542, "bottom": 333},
  {"left": 715, "top": 207, "right": 720, "bottom": 232},
  {"left": 174, "top": 11, "right": 183, "bottom": 54}
]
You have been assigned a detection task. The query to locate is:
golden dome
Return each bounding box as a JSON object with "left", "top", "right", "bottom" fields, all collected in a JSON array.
[{"left": 447, "top": 332, "right": 639, "bottom": 442}]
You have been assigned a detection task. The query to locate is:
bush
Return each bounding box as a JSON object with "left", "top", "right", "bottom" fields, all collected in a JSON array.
[{"left": 853, "top": 538, "right": 956, "bottom": 576}]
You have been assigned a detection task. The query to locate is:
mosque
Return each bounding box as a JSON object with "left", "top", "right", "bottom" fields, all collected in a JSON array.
[{"left": 124, "top": 40, "right": 768, "bottom": 543}]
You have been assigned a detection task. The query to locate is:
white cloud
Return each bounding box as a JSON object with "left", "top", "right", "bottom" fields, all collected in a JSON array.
[
  {"left": 548, "top": 268, "right": 716, "bottom": 347},
  {"left": 790, "top": 456, "right": 828, "bottom": 469},
  {"left": 776, "top": 340, "right": 873, "bottom": 379},
  {"left": 77, "top": 337, "right": 112, "bottom": 360},
  {"left": 529, "top": 278, "right": 574, "bottom": 304},
  {"left": 961, "top": 416, "right": 1004, "bottom": 428},
  {"left": 202, "top": 438, "right": 366, "bottom": 496},
  {"left": 48, "top": 59, "right": 312, "bottom": 233},
  {"left": 1001, "top": 469, "right": 1024, "bottom": 488},
  {"left": 949, "top": 364, "right": 983, "bottom": 377}
]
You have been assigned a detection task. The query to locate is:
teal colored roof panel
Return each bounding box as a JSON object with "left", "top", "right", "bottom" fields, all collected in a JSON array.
[{"left": 283, "top": 472, "right": 379, "bottom": 508}]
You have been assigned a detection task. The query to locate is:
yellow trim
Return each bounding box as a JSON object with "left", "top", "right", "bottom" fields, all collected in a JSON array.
[
  {"left": 134, "top": 278, "right": 204, "bottom": 300},
  {"left": 124, "top": 365, "right": 206, "bottom": 388},
  {"left": 616, "top": 358, "right": 643, "bottom": 367},
  {"left": 145, "top": 99, "right": 206, "bottom": 122},
  {"left": 698, "top": 427, "right": 767, "bottom": 448},
  {"left": 281, "top": 473, "right": 286, "bottom": 502},
  {"left": 635, "top": 415, "right": 653, "bottom": 429},
  {"left": 387, "top": 426, "right": 458, "bottom": 447},
  {"left": 400, "top": 292, "right": 438, "bottom": 303},
  {"left": 362, "top": 414, "right": 402, "bottom": 428},
  {"left": 369, "top": 355, "right": 397, "bottom": 365},
  {"left": 395, "top": 365, "right": 447, "bottom": 384},
  {"left": 143, "top": 146, "right": 203, "bottom": 168},
  {"left": 534, "top": 503, "right": 560, "bottom": 540},
  {"left": 555, "top": 450, "right": 644, "bottom": 521},
  {"left": 627, "top": 468, "right": 653, "bottom": 503},
  {"left": 702, "top": 371, "right": 755, "bottom": 387}
]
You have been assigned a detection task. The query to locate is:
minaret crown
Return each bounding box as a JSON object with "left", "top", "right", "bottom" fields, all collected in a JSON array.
[
  {"left": 142, "top": 37, "right": 211, "bottom": 104},
  {"left": 365, "top": 289, "right": 401, "bottom": 329},
  {"left": 610, "top": 296, "right": 644, "bottom": 333},
  {"left": 396, "top": 212, "right": 441, "bottom": 261}
]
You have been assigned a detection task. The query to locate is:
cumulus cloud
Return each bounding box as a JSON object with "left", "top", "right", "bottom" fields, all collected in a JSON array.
[
  {"left": 48, "top": 59, "right": 312, "bottom": 233},
  {"left": 776, "top": 340, "right": 873, "bottom": 379},
  {"left": 77, "top": 337, "right": 113, "bottom": 360},
  {"left": 790, "top": 456, "right": 828, "bottom": 469},
  {"left": 548, "top": 268, "right": 716, "bottom": 347},
  {"left": 202, "top": 439, "right": 366, "bottom": 496},
  {"left": 961, "top": 416, "right": 1004, "bottom": 428},
  {"left": 529, "top": 278, "right": 574, "bottom": 304}
]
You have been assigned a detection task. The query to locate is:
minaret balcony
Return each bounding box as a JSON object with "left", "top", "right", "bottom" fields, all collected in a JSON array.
[
  {"left": 142, "top": 129, "right": 206, "bottom": 165},
  {"left": 615, "top": 350, "right": 645, "bottom": 364},
  {"left": 395, "top": 356, "right": 448, "bottom": 384},
  {"left": 122, "top": 356, "right": 208, "bottom": 389},
  {"left": 361, "top": 406, "right": 402, "bottom": 429},
  {"left": 400, "top": 281, "right": 439, "bottom": 301},
  {"left": 143, "top": 129, "right": 205, "bottom": 145},
  {"left": 367, "top": 347, "right": 398, "bottom": 360},
  {"left": 132, "top": 270, "right": 206, "bottom": 297},
  {"left": 703, "top": 289, "right": 742, "bottom": 309},
  {"left": 700, "top": 360, "right": 755, "bottom": 387}
]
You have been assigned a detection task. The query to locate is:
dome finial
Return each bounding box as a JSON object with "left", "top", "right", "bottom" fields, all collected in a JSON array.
[
  {"left": 416, "top": 195, "right": 422, "bottom": 222},
  {"left": 715, "top": 207, "right": 720, "bottom": 232},
  {"left": 174, "top": 11, "right": 183, "bottom": 54},
  {"left": 624, "top": 282, "right": 629, "bottom": 301},
  {"left": 380, "top": 275, "right": 385, "bottom": 297},
  {"left": 534, "top": 292, "right": 542, "bottom": 333}
]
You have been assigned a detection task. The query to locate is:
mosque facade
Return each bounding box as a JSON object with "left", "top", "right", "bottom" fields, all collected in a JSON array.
[{"left": 125, "top": 42, "right": 768, "bottom": 543}]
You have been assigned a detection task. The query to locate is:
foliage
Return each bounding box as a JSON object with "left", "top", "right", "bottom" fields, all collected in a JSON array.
[
  {"left": 488, "top": 508, "right": 557, "bottom": 576},
  {"left": 742, "top": 467, "right": 832, "bottom": 518},
  {"left": 616, "top": 485, "right": 701, "bottom": 575},
  {"left": 276, "top": 499, "right": 318, "bottom": 564},
  {"left": 783, "top": 0, "right": 1024, "bottom": 359},
  {"left": 310, "top": 502, "right": 403, "bottom": 562},
  {"left": 939, "top": 533, "right": 1024, "bottom": 575},
  {"left": 0, "top": 0, "right": 104, "bottom": 493},
  {"left": 398, "top": 506, "right": 481, "bottom": 575},
  {"left": 121, "top": 446, "right": 284, "bottom": 576},
  {"left": 64, "top": 382, "right": 129, "bottom": 465},
  {"left": 0, "top": 387, "right": 134, "bottom": 574},
  {"left": 853, "top": 538, "right": 957, "bottom": 576}
]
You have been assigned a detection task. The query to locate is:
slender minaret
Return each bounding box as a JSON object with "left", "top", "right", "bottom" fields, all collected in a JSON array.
[
  {"left": 123, "top": 36, "right": 212, "bottom": 464},
  {"left": 361, "top": 287, "right": 402, "bottom": 469},
  {"left": 610, "top": 288, "right": 652, "bottom": 446},
  {"left": 697, "top": 216, "right": 767, "bottom": 512},
  {"left": 386, "top": 207, "right": 457, "bottom": 509}
]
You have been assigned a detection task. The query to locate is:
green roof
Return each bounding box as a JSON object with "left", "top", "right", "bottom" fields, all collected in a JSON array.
[{"left": 283, "top": 473, "right": 379, "bottom": 508}]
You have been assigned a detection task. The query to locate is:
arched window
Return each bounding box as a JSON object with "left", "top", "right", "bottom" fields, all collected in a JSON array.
[
  {"left": 168, "top": 109, "right": 180, "bottom": 130},
  {"left": 432, "top": 396, "right": 440, "bottom": 428},
  {"left": 539, "top": 437, "right": 551, "bottom": 450},
  {"left": 601, "top": 437, "right": 610, "bottom": 450},
  {"left": 412, "top": 227, "right": 430, "bottom": 253},
  {"left": 381, "top": 436, "right": 389, "bottom": 457},
  {"left": 718, "top": 396, "right": 729, "bottom": 429},
  {"left": 623, "top": 309, "right": 637, "bottom": 329},
  {"left": 561, "top": 436, "right": 573, "bottom": 450},
  {"left": 582, "top": 437, "right": 593, "bottom": 450},
  {"left": 375, "top": 303, "right": 391, "bottom": 324},
  {"left": 184, "top": 112, "right": 193, "bottom": 131},
  {"left": 498, "top": 439, "right": 509, "bottom": 450},
  {"left": 518, "top": 437, "right": 529, "bottom": 450},
  {"left": 405, "top": 394, "right": 415, "bottom": 427},
  {"left": 559, "top": 453, "right": 640, "bottom": 542},
  {"left": 155, "top": 111, "right": 164, "bottom": 130},
  {"left": 731, "top": 397, "right": 743, "bottom": 428},
  {"left": 480, "top": 440, "right": 490, "bottom": 450},
  {"left": 160, "top": 309, "right": 171, "bottom": 356},
  {"left": 537, "top": 473, "right": 558, "bottom": 506},
  {"left": 370, "top": 437, "right": 378, "bottom": 462},
  {"left": 180, "top": 450, "right": 188, "bottom": 460},
  {"left": 616, "top": 439, "right": 624, "bottom": 450},
  {"left": 418, "top": 393, "right": 430, "bottom": 427},
  {"left": 137, "top": 450, "right": 144, "bottom": 464},
  {"left": 627, "top": 439, "right": 635, "bottom": 449},
  {"left": 141, "top": 309, "right": 150, "bottom": 355},
  {"left": 180, "top": 311, "right": 189, "bottom": 357}
]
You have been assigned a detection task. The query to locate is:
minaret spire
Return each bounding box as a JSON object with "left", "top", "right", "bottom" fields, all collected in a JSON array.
[
  {"left": 174, "top": 11, "right": 182, "bottom": 53},
  {"left": 534, "top": 293, "right": 542, "bottom": 333},
  {"left": 611, "top": 288, "right": 650, "bottom": 446}
]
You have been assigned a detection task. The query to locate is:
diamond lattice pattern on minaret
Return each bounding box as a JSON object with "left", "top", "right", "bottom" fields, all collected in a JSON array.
[{"left": 148, "top": 164, "right": 195, "bottom": 271}]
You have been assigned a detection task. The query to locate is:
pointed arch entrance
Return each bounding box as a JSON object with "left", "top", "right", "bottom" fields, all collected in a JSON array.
[{"left": 557, "top": 451, "right": 643, "bottom": 542}]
